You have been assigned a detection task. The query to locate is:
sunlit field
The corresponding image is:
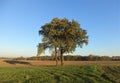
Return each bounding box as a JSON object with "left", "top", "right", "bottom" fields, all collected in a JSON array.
[
  {"left": 0, "top": 65, "right": 120, "bottom": 83},
  {"left": 0, "top": 59, "right": 120, "bottom": 83}
]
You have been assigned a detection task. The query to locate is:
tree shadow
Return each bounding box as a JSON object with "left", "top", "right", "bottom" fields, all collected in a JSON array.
[{"left": 4, "top": 60, "right": 31, "bottom": 65}]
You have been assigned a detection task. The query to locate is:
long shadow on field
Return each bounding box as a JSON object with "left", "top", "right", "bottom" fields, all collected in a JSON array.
[{"left": 4, "top": 60, "right": 31, "bottom": 65}]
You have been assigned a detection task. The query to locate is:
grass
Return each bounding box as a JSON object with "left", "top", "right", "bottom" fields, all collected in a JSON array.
[{"left": 0, "top": 65, "right": 120, "bottom": 83}]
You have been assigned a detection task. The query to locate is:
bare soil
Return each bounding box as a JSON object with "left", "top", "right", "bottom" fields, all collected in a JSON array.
[{"left": 0, "top": 58, "right": 120, "bottom": 66}]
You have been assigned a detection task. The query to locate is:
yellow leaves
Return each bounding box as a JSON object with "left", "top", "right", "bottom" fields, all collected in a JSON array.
[
  {"left": 42, "top": 37, "right": 49, "bottom": 43},
  {"left": 68, "top": 28, "right": 75, "bottom": 36},
  {"left": 71, "top": 20, "right": 80, "bottom": 28},
  {"left": 52, "top": 18, "right": 60, "bottom": 23},
  {"left": 39, "top": 18, "right": 88, "bottom": 54},
  {"left": 79, "top": 29, "right": 84, "bottom": 38},
  {"left": 52, "top": 40, "right": 58, "bottom": 47},
  {"left": 49, "top": 28, "right": 56, "bottom": 36}
]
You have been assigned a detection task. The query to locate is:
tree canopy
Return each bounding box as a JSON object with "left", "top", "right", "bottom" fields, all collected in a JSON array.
[{"left": 38, "top": 18, "right": 88, "bottom": 65}]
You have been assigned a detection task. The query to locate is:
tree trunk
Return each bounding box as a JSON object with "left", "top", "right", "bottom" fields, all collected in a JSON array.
[
  {"left": 55, "top": 47, "right": 58, "bottom": 66},
  {"left": 60, "top": 49, "right": 64, "bottom": 66}
]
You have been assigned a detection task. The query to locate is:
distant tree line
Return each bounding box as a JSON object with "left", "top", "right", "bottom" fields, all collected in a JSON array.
[{"left": 14, "top": 55, "right": 120, "bottom": 61}]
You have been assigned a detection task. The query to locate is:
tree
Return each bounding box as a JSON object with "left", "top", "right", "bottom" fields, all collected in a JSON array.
[{"left": 38, "top": 18, "right": 88, "bottom": 65}]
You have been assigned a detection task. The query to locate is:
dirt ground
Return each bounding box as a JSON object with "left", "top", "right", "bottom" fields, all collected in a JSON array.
[{"left": 0, "top": 58, "right": 120, "bottom": 66}]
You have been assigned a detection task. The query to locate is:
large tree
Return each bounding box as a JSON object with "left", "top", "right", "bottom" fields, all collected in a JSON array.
[{"left": 38, "top": 18, "right": 88, "bottom": 65}]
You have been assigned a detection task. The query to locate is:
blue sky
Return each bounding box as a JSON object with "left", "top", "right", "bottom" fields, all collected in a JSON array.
[{"left": 0, "top": 0, "right": 120, "bottom": 57}]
